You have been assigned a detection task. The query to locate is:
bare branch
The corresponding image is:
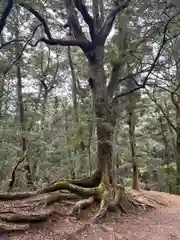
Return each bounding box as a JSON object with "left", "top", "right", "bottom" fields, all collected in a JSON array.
[
  {"left": 65, "top": 0, "right": 88, "bottom": 42},
  {"left": 117, "top": 67, "right": 152, "bottom": 83},
  {"left": 3, "top": 24, "right": 40, "bottom": 75},
  {"left": 0, "top": 0, "right": 13, "bottom": 34},
  {"left": 146, "top": 88, "right": 177, "bottom": 132},
  {"left": 19, "top": 1, "right": 90, "bottom": 49},
  {"left": 171, "top": 92, "right": 180, "bottom": 112},
  {"left": 31, "top": 37, "right": 89, "bottom": 48},
  {"left": 74, "top": 0, "right": 95, "bottom": 39},
  {"left": 113, "top": 12, "right": 180, "bottom": 100},
  {"left": 114, "top": 85, "right": 143, "bottom": 99},
  {"left": 142, "top": 11, "right": 180, "bottom": 83},
  {"left": 0, "top": 39, "right": 25, "bottom": 50},
  {"left": 19, "top": 2, "right": 52, "bottom": 40},
  {"left": 98, "top": 0, "right": 131, "bottom": 43}
]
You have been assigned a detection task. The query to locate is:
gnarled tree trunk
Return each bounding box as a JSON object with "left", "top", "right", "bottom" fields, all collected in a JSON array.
[{"left": 91, "top": 58, "right": 114, "bottom": 184}]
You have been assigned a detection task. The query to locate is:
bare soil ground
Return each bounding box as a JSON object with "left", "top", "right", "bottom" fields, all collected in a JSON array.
[{"left": 2, "top": 190, "right": 180, "bottom": 240}]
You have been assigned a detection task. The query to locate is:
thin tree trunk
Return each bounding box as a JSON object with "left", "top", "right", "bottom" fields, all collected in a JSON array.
[
  {"left": 128, "top": 108, "right": 139, "bottom": 190},
  {"left": 87, "top": 113, "right": 93, "bottom": 176},
  {"left": 68, "top": 46, "right": 78, "bottom": 122},
  {"left": 68, "top": 46, "right": 85, "bottom": 177},
  {"left": 63, "top": 103, "right": 75, "bottom": 179},
  {"left": 14, "top": 13, "right": 34, "bottom": 190},
  {"left": 40, "top": 88, "right": 48, "bottom": 138},
  {"left": 164, "top": 101, "right": 176, "bottom": 162},
  {"left": 158, "top": 115, "right": 171, "bottom": 192},
  {"left": 125, "top": 75, "right": 140, "bottom": 191},
  {"left": 0, "top": 34, "right": 5, "bottom": 118},
  {"left": 174, "top": 57, "right": 180, "bottom": 194}
]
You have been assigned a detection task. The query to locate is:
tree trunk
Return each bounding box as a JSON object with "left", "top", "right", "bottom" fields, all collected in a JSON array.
[
  {"left": 63, "top": 103, "right": 75, "bottom": 179},
  {"left": 176, "top": 107, "right": 180, "bottom": 193},
  {"left": 40, "top": 87, "right": 48, "bottom": 138},
  {"left": 128, "top": 110, "right": 139, "bottom": 190},
  {"left": 87, "top": 112, "right": 94, "bottom": 175},
  {"left": 91, "top": 59, "right": 114, "bottom": 183},
  {"left": 174, "top": 57, "right": 180, "bottom": 194},
  {"left": 14, "top": 12, "right": 34, "bottom": 190},
  {"left": 158, "top": 115, "right": 171, "bottom": 192},
  {"left": 68, "top": 46, "right": 86, "bottom": 177},
  {"left": 126, "top": 77, "right": 140, "bottom": 190}
]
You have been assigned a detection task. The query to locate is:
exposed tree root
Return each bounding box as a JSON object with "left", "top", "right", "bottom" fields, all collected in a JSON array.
[
  {"left": 0, "top": 176, "right": 168, "bottom": 230},
  {"left": 71, "top": 196, "right": 94, "bottom": 216},
  {"left": 37, "top": 192, "right": 80, "bottom": 207},
  {"left": 48, "top": 169, "right": 101, "bottom": 188},
  {"left": 0, "top": 191, "right": 37, "bottom": 200},
  {"left": 38, "top": 180, "right": 102, "bottom": 197},
  {"left": 0, "top": 222, "right": 29, "bottom": 235},
  {"left": 0, "top": 209, "right": 54, "bottom": 223},
  {"left": 93, "top": 189, "right": 109, "bottom": 223}
]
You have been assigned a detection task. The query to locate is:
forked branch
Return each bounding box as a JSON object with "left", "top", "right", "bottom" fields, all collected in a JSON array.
[
  {"left": 65, "top": 0, "right": 89, "bottom": 42},
  {"left": 19, "top": 2, "right": 52, "bottom": 40},
  {"left": 74, "top": 0, "right": 95, "bottom": 39},
  {"left": 19, "top": 1, "right": 89, "bottom": 48},
  {"left": 98, "top": 0, "right": 131, "bottom": 43}
]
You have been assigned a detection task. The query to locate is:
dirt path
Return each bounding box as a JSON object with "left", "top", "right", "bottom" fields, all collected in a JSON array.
[{"left": 6, "top": 191, "right": 180, "bottom": 239}]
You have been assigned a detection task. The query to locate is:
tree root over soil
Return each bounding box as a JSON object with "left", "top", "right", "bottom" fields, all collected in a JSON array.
[{"left": 0, "top": 173, "right": 169, "bottom": 235}]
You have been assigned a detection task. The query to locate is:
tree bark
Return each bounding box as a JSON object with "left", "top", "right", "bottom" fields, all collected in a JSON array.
[
  {"left": 67, "top": 46, "right": 85, "bottom": 177},
  {"left": 91, "top": 57, "right": 114, "bottom": 183},
  {"left": 14, "top": 10, "right": 34, "bottom": 190},
  {"left": 128, "top": 109, "right": 139, "bottom": 190},
  {"left": 126, "top": 78, "right": 140, "bottom": 190},
  {"left": 40, "top": 87, "right": 48, "bottom": 137},
  {"left": 173, "top": 55, "right": 180, "bottom": 194},
  {"left": 158, "top": 115, "right": 171, "bottom": 192}
]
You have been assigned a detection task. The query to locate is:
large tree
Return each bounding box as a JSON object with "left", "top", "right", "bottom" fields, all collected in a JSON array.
[{"left": 0, "top": 0, "right": 179, "bottom": 226}]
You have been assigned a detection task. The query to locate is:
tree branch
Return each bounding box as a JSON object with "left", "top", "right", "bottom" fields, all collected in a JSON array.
[
  {"left": 65, "top": 0, "right": 88, "bottom": 42},
  {"left": 0, "top": 0, "right": 13, "bottom": 34},
  {"left": 3, "top": 24, "right": 40, "bottom": 75},
  {"left": 113, "top": 12, "right": 180, "bottom": 100},
  {"left": 146, "top": 89, "right": 177, "bottom": 132},
  {"left": 31, "top": 37, "right": 89, "bottom": 48},
  {"left": 0, "top": 39, "right": 25, "bottom": 50},
  {"left": 74, "top": 0, "right": 95, "bottom": 39},
  {"left": 171, "top": 92, "right": 180, "bottom": 112},
  {"left": 19, "top": 1, "right": 90, "bottom": 49},
  {"left": 98, "top": 0, "right": 131, "bottom": 44},
  {"left": 114, "top": 85, "right": 143, "bottom": 99},
  {"left": 19, "top": 2, "right": 52, "bottom": 40}
]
